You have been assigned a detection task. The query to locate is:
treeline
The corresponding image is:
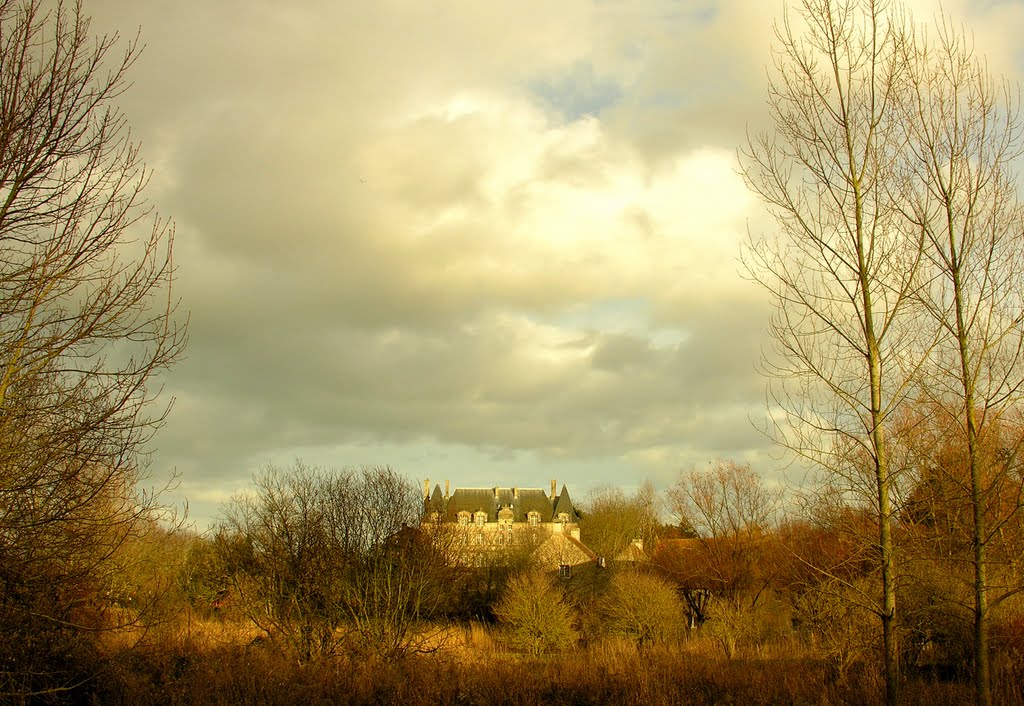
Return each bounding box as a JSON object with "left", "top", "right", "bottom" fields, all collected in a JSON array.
[
  {"left": 6, "top": 455, "right": 1024, "bottom": 703},
  {"left": 655, "top": 454, "right": 1024, "bottom": 682}
]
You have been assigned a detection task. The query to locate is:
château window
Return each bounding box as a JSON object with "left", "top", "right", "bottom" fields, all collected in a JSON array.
[
  {"left": 474, "top": 511, "right": 487, "bottom": 526},
  {"left": 457, "top": 512, "right": 471, "bottom": 527},
  {"left": 559, "top": 564, "right": 572, "bottom": 579},
  {"left": 527, "top": 511, "right": 540, "bottom": 526}
]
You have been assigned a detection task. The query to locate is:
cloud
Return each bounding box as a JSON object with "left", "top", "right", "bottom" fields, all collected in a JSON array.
[{"left": 78, "top": 0, "right": 1024, "bottom": 527}]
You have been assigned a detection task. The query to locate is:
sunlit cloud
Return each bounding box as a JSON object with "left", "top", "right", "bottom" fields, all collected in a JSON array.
[{"left": 82, "top": 0, "right": 1024, "bottom": 527}]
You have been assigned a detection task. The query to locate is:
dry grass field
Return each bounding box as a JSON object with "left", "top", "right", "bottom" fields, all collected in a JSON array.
[{"left": 74, "top": 610, "right": 1024, "bottom": 706}]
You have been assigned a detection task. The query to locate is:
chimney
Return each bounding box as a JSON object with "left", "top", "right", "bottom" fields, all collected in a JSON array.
[
  {"left": 444, "top": 480, "right": 450, "bottom": 500},
  {"left": 494, "top": 486, "right": 499, "bottom": 499},
  {"left": 513, "top": 486, "right": 519, "bottom": 499},
  {"left": 423, "top": 479, "right": 430, "bottom": 500},
  {"left": 550, "top": 479, "right": 557, "bottom": 498}
]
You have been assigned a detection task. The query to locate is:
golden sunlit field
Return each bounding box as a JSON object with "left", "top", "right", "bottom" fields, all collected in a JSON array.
[{"left": 75, "top": 609, "right": 1024, "bottom": 706}]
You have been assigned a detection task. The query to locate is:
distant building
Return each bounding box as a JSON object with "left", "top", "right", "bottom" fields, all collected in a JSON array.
[
  {"left": 614, "top": 538, "right": 647, "bottom": 564},
  {"left": 423, "top": 479, "right": 597, "bottom": 574}
]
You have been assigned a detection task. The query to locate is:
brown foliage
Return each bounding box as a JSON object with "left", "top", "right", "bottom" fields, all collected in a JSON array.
[
  {"left": 898, "top": 403, "right": 1024, "bottom": 563},
  {"left": 660, "top": 461, "right": 780, "bottom": 623}
]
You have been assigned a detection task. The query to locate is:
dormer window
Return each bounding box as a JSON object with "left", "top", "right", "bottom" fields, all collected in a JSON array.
[
  {"left": 527, "top": 511, "right": 540, "bottom": 526},
  {"left": 474, "top": 511, "right": 487, "bottom": 526},
  {"left": 457, "top": 511, "right": 471, "bottom": 526},
  {"left": 557, "top": 512, "right": 570, "bottom": 524}
]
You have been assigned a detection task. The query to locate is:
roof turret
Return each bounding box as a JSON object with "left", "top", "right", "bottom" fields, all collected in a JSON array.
[{"left": 552, "top": 484, "right": 576, "bottom": 521}]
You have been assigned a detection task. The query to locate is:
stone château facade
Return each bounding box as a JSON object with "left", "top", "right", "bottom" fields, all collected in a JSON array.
[{"left": 423, "top": 479, "right": 597, "bottom": 573}]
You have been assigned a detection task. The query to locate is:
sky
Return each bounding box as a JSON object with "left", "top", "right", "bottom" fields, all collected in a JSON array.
[{"left": 82, "top": 0, "right": 1024, "bottom": 529}]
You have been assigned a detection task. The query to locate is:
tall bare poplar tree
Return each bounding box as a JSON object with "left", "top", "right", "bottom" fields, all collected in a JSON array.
[
  {"left": 897, "top": 19, "right": 1024, "bottom": 705},
  {"left": 740, "top": 2, "right": 919, "bottom": 702},
  {"left": 0, "top": 0, "right": 184, "bottom": 695}
]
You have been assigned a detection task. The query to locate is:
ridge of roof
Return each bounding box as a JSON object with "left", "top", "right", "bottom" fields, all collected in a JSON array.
[
  {"left": 452, "top": 483, "right": 552, "bottom": 489},
  {"left": 564, "top": 533, "right": 598, "bottom": 560}
]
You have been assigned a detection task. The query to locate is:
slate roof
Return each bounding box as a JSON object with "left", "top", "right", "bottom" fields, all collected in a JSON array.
[
  {"left": 426, "top": 484, "right": 580, "bottom": 523},
  {"left": 429, "top": 484, "right": 445, "bottom": 510},
  {"left": 552, "top": 484, "right": 576, "bottom": 520}
]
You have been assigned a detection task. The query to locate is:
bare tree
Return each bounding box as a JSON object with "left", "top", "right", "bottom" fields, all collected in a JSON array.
[
  {"left": 215, "top": 463, "right": 452, "bottom": 661},
  {"left": 665, "top": 461, "right": 780, "bottom": 610},
  {"left": 0, "top": 0, "right": 184, "bottom": 697},
  {"left": 895, "top": 19, "right": 1024, "bottom": 704},
  {"left": 579, "top": 481, "right": 660, "bottom": 561},
  {"left": 334, "top": 466, "right": 453, "bottom": 659},
  {"left": 669, "top": 461, "right": 779, "bottom": 543},
  {"left": 740, "top": 2, "right": 921, "bottom": 701},
  {"left": 215, "top": 463, "right": 343, "bottom": 661}
]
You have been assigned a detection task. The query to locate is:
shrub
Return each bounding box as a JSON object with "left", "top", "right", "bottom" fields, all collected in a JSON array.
[
  {"left": 700, "top": 596, "right": 766, "bottom": 659},
  {"left": 791, "top": 577, "right": 879, "bottom": 680},
  {"left": 594, "top": 569, "right": 685, "bottom": 648},
  {"left": 494, "top": 569, "right": 578, "bottom": 655}
]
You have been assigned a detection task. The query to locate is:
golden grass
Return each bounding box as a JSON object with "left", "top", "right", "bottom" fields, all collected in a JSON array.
[
  {"left": 70, "top": 613, "right": 1024, "bottom": 705},
  {"left": 95, "top": 607, "right": 262, "bottom": 657}
]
